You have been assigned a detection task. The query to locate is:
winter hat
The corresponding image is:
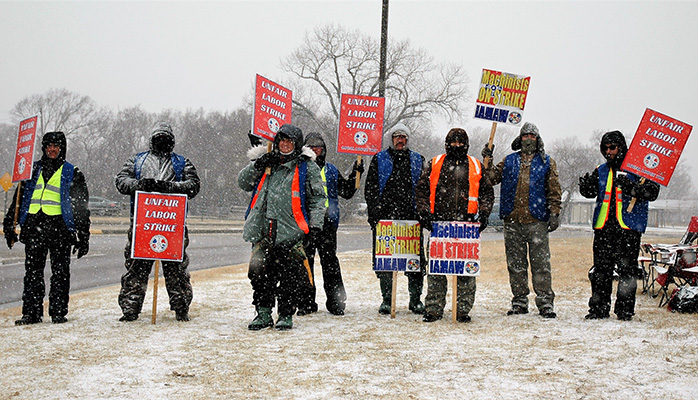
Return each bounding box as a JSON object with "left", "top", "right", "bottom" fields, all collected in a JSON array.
[
  {"left": 511, "top": 122, "right": 545, "bottom": 154},
  {"left": 385, "top": 123, "right": 411, "bottom": 150},
  {"left": 445, "top": 128, "right": 469, "bottom": 158},
  {"left": 41, "top": 131, "right": 67, "bottom": 161},
  {"left": 600, "top": 130, "right": 627, "bottom": 168},
  {"left": 150, "top": 122, "right": 175, "bottom": 154}
]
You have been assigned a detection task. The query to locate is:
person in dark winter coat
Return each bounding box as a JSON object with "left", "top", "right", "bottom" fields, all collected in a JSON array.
[
  {"left": 364, "top": 123, "right": 426, "bottom": 315},
  {"left": 238, "top": 124, "right": 326, "bottom": 330},
  {"left": 483, "top": 122, "right": 562, "bottom": 319},
  {"left": 578, "top": 130, "right": 659, "bottom": 321},
  {"left": 4, "top": 131, "right": 91, "bottom": 325},
  {"left": 296, "top": 132, "right": 364, "bottom": 316},
  {"left": 416, "top": 128, "right": 494, "bottom": 323},
  {"left": 115, "top": 122, "right": 200, "bottom": 322}
]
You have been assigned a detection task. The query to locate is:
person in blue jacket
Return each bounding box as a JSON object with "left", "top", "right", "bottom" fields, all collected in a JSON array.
[
  {"left": 4, "top": 131, "right": 90, "bottom": 325},
  {"left": 296, "top": 132, "right": 363, "bottom": 316},
  {"left": 579, "top": 130, "right": 659, "bottom": 321}
]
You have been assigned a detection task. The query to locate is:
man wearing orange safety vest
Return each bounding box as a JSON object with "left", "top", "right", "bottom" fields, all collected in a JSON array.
[
  {"left": 238, "top": 124, "right": 326, "bottom": 330},
  {"left": 579, "top": 130, "right": 659, "bottom": 321},
  {"left": 416, "top": 128, "right": 494, "bottom": 323}
]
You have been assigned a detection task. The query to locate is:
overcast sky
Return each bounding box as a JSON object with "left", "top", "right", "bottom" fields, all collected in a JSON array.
[{"left": 2, "top": 0, "right": 697, "bottom": 183}]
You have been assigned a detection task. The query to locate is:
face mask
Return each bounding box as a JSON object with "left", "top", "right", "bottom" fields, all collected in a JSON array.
[
  {"left": 446, "top": 145, "right": 468, "bottom": 159},
  {"left": 521, "top": 138, "right": 537, "bottom": 154}
]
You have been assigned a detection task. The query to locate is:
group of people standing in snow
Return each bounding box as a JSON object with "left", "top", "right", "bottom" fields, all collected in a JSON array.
[{"left": 3, "top": 120, "right": 658, "bottom": 329}]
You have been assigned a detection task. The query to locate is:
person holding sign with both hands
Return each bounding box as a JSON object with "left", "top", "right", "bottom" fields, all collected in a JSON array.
[{"left": 416, "top": 128, "right": 494, "bottom": 323}]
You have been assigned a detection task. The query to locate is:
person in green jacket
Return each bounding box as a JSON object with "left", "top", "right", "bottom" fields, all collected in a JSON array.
[{"left": 238, "top": 124, "right": 326, "bottom": 330}]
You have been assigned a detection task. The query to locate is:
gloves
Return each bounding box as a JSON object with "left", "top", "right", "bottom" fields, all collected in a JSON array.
[
  {"left": 73, "top": 232, "right": 90, "bottom": 259},
  {"left": 352, "top": 159, "right": 365, "bottom": 174},
  {"left": 478, "top": 215, "right": 489, "bottom": 232},
  {"left": 152, "top": 180, "right": 177, "bottom": 193},
  {"left": 5, "top": 230, "right": 19, "bottom": 249},
  {"left": 254, "top": 152, "right": 280, "bottom": 171},
  {"left": 248, "top": 131, "right": 263, "bottom": 147},
  {"left": 481, "top": 144, "right": 495, "bottom": 159},
  {"left": 136, "top": 178, "right": 158, "bottom": 192},
  {"left": 547, "top": 214, "right": 560, "bottom": 233},
  {"left": 615, "top": 174, "right": 635, "bottom": 194},
  {"left": 579, "top": 172, "right": 593, "bottom": 190}
]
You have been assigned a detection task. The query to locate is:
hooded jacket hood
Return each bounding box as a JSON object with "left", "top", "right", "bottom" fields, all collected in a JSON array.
[
  {"left": 600, "top": 130, "right": 628, "bottom": 169},
  {"left": 511, "top": 122, "right": 545, "bottom": 156},
  {"left": 304, "top": 131, "right": 327, "bottom": 165},
  {"left": 445, "top": 127, "right": 470, "bottom": 160},
  {"left": 41, "top": 131, "right": 67, "bottom": 162},
  {"left": 149, "top": 122, "right": 176, "bottom": 155}
]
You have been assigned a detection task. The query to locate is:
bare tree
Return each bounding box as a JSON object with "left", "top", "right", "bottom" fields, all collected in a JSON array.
[
  {"left": 281, "top": 24, "right": 470, "bottom": 136},
  {"left": 11, "top": 88, "right": 104, "bottom": 136}
]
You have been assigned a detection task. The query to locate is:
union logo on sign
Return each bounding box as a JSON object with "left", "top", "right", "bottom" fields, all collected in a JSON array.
[
  {"left": 643, "top": 153, "right": 660, "bottom": 169},
  {"left": 150, "top": 235, "right": 168, "bottom": 253}
]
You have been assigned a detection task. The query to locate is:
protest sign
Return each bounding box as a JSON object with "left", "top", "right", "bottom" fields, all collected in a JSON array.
[
  {"left": 252, "top": 74, "right": 292, "bottom": 142},
  {"left": 373, "top": 220, "right": 421, "bottom": 272},
  {"left": 12, "top": 115, "right": 38, "bottom": 182},
  {"left": 131, "top": 192, "right": 188, "bottom": 261},
  {"left": 337, "top": 94, "right": 385, "bottom": 156},
  {"left": 621, "top": 108, "right": 692, "bottom": 186},
  {"left": 428, "top": 221, "right": 481, "bottom": 276},
  {"left": 474, "top": 69, "right": 530, "bottom": 127}
]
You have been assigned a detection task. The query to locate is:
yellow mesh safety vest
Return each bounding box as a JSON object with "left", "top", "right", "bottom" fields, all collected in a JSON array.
[
  {"left": 28, "top": 165, "right": 63, "bottom": 216},
  {"left": 320, "top": 166, "right": 329, "bottom": 207}
]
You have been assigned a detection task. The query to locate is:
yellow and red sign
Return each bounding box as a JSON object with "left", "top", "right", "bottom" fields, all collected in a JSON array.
[
  {"left": 12, "top": 115, "right": 38, "bottom": 182},
  {"left": 131, "top": 192, "right": 188, "bottom": 261},
  {"left": 337, "top": 94, "right": 385, "bottom": 155},
  {"left": 621, "top": 108, "right": 692, "bottom": 186},
  {"left": 373, "top": 220, "right": 421, "bottom": 272},
  {"left": 251, "top": 74, "right": 292, "bottom": 142},
  {"left": 428, "top": 221, "right": 481, "bottom": 276},
  {"left": 474, "top": 69, "right": 530, "bottom": 126}
]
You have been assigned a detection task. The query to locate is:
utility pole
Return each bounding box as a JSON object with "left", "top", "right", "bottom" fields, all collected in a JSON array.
[{"left": 379, "top": 0, "right": 389, "bottom": 98}]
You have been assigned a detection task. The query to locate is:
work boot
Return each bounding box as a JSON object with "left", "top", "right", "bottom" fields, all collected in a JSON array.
[
  {"left": 119, "top": 313, "right": 138, "bottom": 322},
  {"left": 248, "top": 307, "right": 274, "bottom": 330},
  {"left": 506, "top": 305, "right": 528, "bottom": 316},
  {"left": 275, "top": 314, "right": 293, "bottom": 330},
  {"left": 407, "top": 275, "right": 425, "bottom": 315},
  {"left": 456, "top": 314, "right": 472, "bottom": 323},
  {"left": 378, "top": 273, "right": 393, "bottom": 315},
  {"left": 175, "top": 310, "right": 190, "bottom": 322},
  {"left": 51, "top": 316, "right": 68, "bottom": 324},
  {"left": 422, "top": 313, "right": 442, "bottom": 323},
  {"left": 15, "top": 315, "right": 42, "bottom": 325}
]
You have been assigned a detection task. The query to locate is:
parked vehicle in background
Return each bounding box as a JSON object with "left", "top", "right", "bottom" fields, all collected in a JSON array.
[
  {"left": 489, "top": 202, "right": 504, "bottom": 230},
  {"left": 89, "top": 196, "right": 121, "bottom": 216}
]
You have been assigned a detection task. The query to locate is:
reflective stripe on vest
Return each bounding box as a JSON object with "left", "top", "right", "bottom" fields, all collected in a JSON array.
[
  {"left": 29, "top": 165, "right": 63, "bottom": 215},
  {"left": 320, "top": 166, "right": 329, "bottom": 207},
  {"left": 594, "top": 170, "right": 630, "bottom": 230},
  {"left": 247, "top": 166, "right": 310, "bottom": 234},
  {"left": 428, "top": 154, "right": 481, "bottom": 214}
]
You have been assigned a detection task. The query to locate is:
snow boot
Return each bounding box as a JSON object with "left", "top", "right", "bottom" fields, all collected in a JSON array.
[
  {"left": 378, "top": 273, "right": 392, "bottom": 315},
  {"left": 408, "top": 275, "right": 425, "bottom": 315},
  {"left": 15, "top": 315, "right": 42, "bottom": 325},
  {"left": 248, "top": 307, "right": 274, "bottom": 330},
  {"left": 275, "top": 314, "right": 293, "bottom": 330}
]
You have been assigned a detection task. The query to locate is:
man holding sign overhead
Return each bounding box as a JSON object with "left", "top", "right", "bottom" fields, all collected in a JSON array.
[
  {"left": 416, "top": 128, "right": 494, "bottom": 323},
  {"left": 579, "top": 130, "right": 659, "bottom": 321}
]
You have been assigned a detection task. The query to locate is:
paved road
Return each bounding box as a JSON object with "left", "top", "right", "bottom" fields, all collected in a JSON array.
[{"left": 0, "top": 226, "right": 374, "bottom": 309}]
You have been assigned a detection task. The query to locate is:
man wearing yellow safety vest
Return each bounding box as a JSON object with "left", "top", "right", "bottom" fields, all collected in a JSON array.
[
  {"left": 4, "top": 131, "right": 91, "bottom": 325},
  {"left": 296, "top": 132, "right": 363, "bottom": 316},
  {"left": 416, "top": 128, "right": 494, "bottom": 323},
  {"left": 579, "top": 130, "right": 659, "bottom": 321},
  {"left": 239, "top": 124, "right": 327, "bottom": 330},
  {"left": 483, "top": 122, "right": 562, "bottom": 319}
]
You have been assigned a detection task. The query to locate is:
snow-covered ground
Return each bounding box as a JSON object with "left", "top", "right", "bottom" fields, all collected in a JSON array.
[{"left": 1, "top": 237, "right": 697, "bottom": 400}]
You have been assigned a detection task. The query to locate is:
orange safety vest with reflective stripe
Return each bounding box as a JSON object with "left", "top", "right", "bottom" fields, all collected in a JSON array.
[
  {"left": 593, "top": 167, "right": 630, "bottom": 230},
  {"left": 247, "top": 165, "right": 310, "bottom": 234},
  {"left": 428, "top": 154, "right": 481, "bottom": 214}
]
